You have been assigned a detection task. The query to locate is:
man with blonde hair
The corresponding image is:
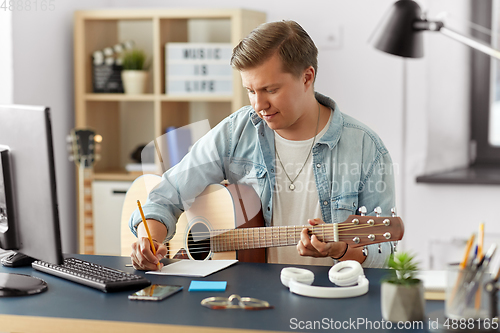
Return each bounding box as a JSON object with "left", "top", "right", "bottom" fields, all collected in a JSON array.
[{"left": 130, "top": 20, "right": 395, "bottom": 270}]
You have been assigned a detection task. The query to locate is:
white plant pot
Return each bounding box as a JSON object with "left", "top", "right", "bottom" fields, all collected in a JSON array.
[
  {"left": 381, "top": 281, "right": 425, "bottom": 322},
  {"left": 121, "top": 70, "right": 148, "bottom": 94}
]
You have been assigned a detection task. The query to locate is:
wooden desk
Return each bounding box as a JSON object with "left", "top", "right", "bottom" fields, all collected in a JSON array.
[{"left": 0, "top": 255, "right": 444, "bottom": 332}]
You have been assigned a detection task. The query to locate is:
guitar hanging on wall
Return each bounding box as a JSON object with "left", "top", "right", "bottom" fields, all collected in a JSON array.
[
  {"left": 124, "top": 175, "right": 404, "bottom": 263},
  {"left": 68, "top": 129, "right": 102, "bottom": 255}
]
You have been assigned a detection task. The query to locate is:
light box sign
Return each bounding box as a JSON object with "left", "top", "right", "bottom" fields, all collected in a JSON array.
[{"left": 166, "top": 43, "right": 233, "bottom": 95}]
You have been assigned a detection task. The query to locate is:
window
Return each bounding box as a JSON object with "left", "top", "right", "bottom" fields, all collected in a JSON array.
[
  {"left": 471, "top": 0, "right": 500, "bottom": 164},
  {"left": 417, "top": 0, "right": 500, "bottom": 185}
]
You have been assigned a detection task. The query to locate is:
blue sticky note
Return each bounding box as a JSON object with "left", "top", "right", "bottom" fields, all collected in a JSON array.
[{"left": 188, "top": 281, "right": 227, "bottom": 292}]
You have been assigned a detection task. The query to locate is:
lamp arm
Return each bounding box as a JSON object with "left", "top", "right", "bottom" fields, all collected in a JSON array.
[
  {"left": 413, "top": 19, "right": 500, "bottom": 60},
  {"left": 440, "top": 26, "right": 500, "bottom": 60},
  {"left": 413, "top": 20, "right": 444, "bottom": 32}
]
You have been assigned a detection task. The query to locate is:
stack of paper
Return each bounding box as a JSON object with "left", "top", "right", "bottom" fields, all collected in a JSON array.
[{"left": 417, "top": 270, "right": 447, "bottom": 300}]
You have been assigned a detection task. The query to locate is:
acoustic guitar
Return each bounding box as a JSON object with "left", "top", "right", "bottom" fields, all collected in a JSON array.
[
  {"left": 124, "top": 175, "right": 404, "bottom": 263},
  {"left": 68, "top": 129, "right": 101, "bottom": 254}
]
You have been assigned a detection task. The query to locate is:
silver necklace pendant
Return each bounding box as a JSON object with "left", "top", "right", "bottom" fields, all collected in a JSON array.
[{"left": 275, "top": 102, "right": 321, "bottom": 194}]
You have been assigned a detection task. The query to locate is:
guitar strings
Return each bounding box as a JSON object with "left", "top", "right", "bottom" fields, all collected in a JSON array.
[
  {"left": 161, "top": 231, "right": 391, "bottom": 251},
  {"left": 172, "top": 220, "right": 385, "bottom": 236},
  {"left": 162, "top": 224, "right": 392, "bottom": 244},
  {"left": 161, "top": 232, "right": 394, "bottom": 256},
  {"left": 158, "top": 222, "right": 395, "bottom": 256},
  {"left": 174, "top": 235, "right": 392, "bottom": 253}
]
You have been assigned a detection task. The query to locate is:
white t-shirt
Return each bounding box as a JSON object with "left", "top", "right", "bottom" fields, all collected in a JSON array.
[{"left": 267, "top": 110, "right": 333, "bottom": 266}]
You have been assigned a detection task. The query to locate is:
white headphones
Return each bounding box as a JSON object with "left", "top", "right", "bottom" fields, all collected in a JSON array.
[{"left": 280, "top": 260, "right": 369, "bottom": 298}]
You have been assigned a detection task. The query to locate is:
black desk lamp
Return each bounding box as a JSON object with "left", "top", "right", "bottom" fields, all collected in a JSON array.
[
  {"left": 370, "top": 0, "right": 500, "bottom": 60},
  {"left": 368, "top": 0, "right": 500, "bottom": 214}
]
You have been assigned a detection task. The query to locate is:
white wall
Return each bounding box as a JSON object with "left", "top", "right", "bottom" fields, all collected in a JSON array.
[
  {"left": 11, "top": 1, "right": 115, "bottom": 253},
  {"left": 9, "top": 0, "right": 500, "bottom": 267},
  {"left": 0, "top": 10, "right": 13, "bottom": 104}
]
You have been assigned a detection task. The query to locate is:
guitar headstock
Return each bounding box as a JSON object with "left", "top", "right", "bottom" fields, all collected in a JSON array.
[
  {"left": 67, "top": 129, "right": 102, "bottom": 168},
  {"left": 339, "top": 206, "right": 404, "bottom": 247}
]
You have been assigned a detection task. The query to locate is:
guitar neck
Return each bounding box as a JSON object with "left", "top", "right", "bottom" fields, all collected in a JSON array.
[
  {"left": 211, "top": 225, "right": 304, "bottom": 252},
  {"left": 210, "top": 218, "right": 401, "bottom": 252},
  {"left": 79, "top": 164, "right": 94, "bottom": 254},
  {"left": 69, "top": 129, "right": 99, "bottom": 255}
]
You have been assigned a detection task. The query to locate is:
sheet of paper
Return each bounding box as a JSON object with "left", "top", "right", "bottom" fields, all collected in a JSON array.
[
  {"left": 417, "top": 270, "right": 447, "bottom": 291},
  {"left": 146, "top": 259, "right": 238, "bottom": 277}
]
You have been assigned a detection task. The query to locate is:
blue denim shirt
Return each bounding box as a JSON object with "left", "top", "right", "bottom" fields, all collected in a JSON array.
[{"left": 130, "top": 92, "right": 396, "bottom": 268}]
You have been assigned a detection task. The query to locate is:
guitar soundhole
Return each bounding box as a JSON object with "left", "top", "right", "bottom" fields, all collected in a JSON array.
[{"left": 186, "top": 222, "right": 211, "bottom": 260}]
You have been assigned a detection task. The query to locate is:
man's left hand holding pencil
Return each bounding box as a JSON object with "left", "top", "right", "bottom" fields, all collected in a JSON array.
[{"left": 131, "top": 200, "right": 169, "bottom": 271}]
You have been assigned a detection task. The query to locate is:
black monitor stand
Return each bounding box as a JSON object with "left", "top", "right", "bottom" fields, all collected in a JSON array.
[
  {"left": 0, "top": 272, "right": 47, "bottom": 296},
  {"left": 0, "top": 149, "right": 47, "bottom": 296}
]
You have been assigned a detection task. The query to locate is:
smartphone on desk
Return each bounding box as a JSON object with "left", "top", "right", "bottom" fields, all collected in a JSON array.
[{"left": 128, "top": 284, "right": 183, "bottom": 301}]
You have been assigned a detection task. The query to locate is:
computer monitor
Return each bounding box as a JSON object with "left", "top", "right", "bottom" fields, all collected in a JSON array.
[{"left": 0, "top": 105, "right": 64, "bottom": 295}]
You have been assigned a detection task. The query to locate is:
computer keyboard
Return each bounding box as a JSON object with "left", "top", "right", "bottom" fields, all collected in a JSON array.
[{"left": 32, "top": 257, "right": 151, "bottom": 292}]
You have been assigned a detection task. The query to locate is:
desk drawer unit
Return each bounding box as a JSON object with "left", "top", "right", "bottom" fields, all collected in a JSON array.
[{"left": 93, "top": 180, "right": 132, "bottom": 255}]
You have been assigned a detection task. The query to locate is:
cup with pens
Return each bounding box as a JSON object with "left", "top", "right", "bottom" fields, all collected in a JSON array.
[{"left": 445, "top": 223, "right": 499, "bottom": 321}]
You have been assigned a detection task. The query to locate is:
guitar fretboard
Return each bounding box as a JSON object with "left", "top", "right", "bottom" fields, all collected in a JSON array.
[
  {"left": 211, "top": 224, "right": 344, "bottom": 252},
  {"left": 211, "top": 226, "right": 308, "bottom": 252},
  {"left": 209, "top": 222, "right": 393, "bottom": 252},
  {"left": 80, "top": 166, "right": 94, "bottom": 254}
]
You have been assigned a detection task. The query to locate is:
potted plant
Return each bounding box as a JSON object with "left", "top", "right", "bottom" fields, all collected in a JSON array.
[
  {"left": 121, "top": 49, "right": 150, "bottom": 94},
  {"left": 380, "top": 252, "right": 425, "bottom": 322}
]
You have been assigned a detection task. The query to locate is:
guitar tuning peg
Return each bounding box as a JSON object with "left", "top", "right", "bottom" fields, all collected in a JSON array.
[
  {"left": 68, "top": 155, "right": 75, "bottom": 162},
  {"left": 95, "top": 154, "right": 101, "bottom": 161},
  {"left": 358, "top": 206, "right": 367, "bottom": 216},
  {"left": 66, "top": 135, "right": 73, "bottom": 143},
  {"left": 374, "top": 206, "right": 381, "bottom": 217},
  {"left": 392, "top": 241, "right": 399, "bottom": 253},
  {"left": 391, "top": 208, "right": 397, "bottom": 217}
]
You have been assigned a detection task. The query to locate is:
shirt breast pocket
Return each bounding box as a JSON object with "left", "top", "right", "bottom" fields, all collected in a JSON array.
[
  {"left": 332, "top": 192, "right": 358, "bottom": 223},
  {"left": 228, "top": 161, "right": 267, "bottom": 198}
]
